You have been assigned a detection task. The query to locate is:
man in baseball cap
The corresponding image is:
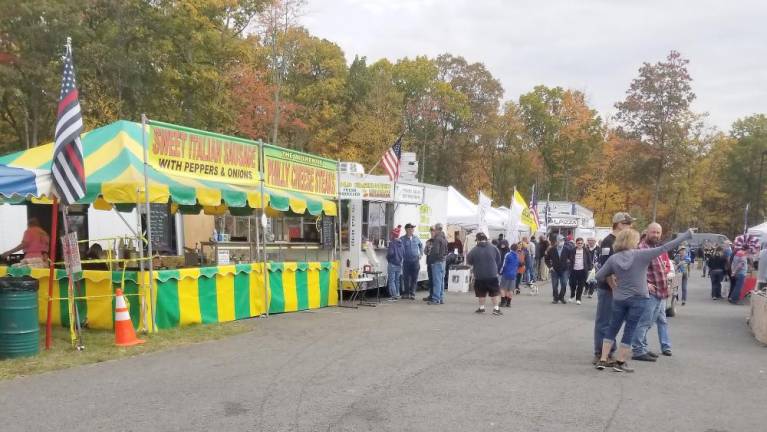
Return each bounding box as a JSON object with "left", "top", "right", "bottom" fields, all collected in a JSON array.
[{"left": 612, "top": 212, "right": 634, "bottom": 225}]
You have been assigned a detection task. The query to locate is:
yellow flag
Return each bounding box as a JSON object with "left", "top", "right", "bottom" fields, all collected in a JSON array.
[{"left": 513, "top": 190, "right": 539, "bottom": 233}]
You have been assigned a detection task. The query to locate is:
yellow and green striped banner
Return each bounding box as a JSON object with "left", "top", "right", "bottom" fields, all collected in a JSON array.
[{"left": 0, "top": 261, "right": 338, "bottom": 331}]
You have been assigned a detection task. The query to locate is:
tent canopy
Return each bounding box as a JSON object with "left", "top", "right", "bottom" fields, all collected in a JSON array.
[
  {"left": 446, "top": 186, "right": 506, "bottom": 230},
  {"left": 0, "top": 165, "right": 52, "bottom": 202},
  {"left": 0, "top": 121, "right": 335, "bottom": 216}
]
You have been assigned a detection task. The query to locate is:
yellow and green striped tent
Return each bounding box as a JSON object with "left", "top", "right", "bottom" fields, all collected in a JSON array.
[
  {"left": 0, "top": 262, "right": 339, "bottom": 331},
  {"left": 0, "top": 120, "right": 336, "bottom": 216}
]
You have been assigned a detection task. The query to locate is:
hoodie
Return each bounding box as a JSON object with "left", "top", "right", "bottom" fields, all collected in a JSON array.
[
  {"left": 596, "top": 230, "right": 692, "bottom": 301},
  {"left": 500, "top": 250, "right": 520, "bottom": 279},
  {"left": 466, "top": 241, "right": 502, "bottom": 279}
]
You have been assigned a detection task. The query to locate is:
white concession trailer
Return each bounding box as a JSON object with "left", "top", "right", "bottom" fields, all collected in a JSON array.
[{"left": 339, "top": 170, "right": 447, "bottom": 288}]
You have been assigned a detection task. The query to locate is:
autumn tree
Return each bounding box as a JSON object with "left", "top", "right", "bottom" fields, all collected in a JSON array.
[
  {"left": 723, "top": 114, "right": 767, "bottom": 225},
  {"left": 614, "top": 50, "right": 698, "bottom": 221},
  {"left": 257, "top": 0, "right": 305, "bottom": 146},
  {"left": 518, "top": 85, "right": 603, "bottom": 201}
]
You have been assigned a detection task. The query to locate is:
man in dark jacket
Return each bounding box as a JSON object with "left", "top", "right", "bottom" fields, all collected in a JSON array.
[
  {"left": 386, "top": 227, "right": 404, "bottom": 301},
  {"left": 545, "top": 234, "right": 574, "bottom": 304},
  {"left": 427, "top": 223, "right": 449, "bottom": 305},
  {"left": 467, "top": 232, "right": 503, "bottom": 315}
]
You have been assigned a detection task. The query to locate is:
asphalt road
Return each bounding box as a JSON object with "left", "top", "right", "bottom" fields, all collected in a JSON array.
[{"left": 1, "top": 274, "right": 764, "bottom": 432}]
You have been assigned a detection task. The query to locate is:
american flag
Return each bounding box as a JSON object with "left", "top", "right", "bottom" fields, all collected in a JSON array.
[
  {"left": 52, "top": 41, "right": 86, "bottom": 205},
  {"left": 380, "top": 136, "right": 402, "bottom": 181},
  {"left": 530, "top": 184, "right": 541, "bottom": 227}
]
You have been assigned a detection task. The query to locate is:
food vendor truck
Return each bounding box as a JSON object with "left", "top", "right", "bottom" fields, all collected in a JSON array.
[{"left": 337, "top": 165, "right": 448, "bottom": 289}]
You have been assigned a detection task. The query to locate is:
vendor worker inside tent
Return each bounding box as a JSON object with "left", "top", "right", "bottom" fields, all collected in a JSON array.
[{"left": 1, "top": 217, "right": 50, "bottom": 267}]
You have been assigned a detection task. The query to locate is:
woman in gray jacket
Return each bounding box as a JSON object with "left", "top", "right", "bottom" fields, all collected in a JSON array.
[{"left": 595, "top": 228, "right": 693, "bottom": 372}]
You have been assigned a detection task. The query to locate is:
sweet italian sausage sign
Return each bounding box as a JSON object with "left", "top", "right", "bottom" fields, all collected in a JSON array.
[
  {"left": 147, "top": 122, "right": 260, "bottom": 185},
  {"left": 263, "top": 145, "right": 337, "bottom": 197}
]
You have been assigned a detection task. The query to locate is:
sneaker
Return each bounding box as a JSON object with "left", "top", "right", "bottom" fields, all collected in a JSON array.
[
  {"left": 647, "top": 351, "right": 659, "bottom": 358},
  {"left": 588, "top": 294, "right": 593, "bottom": 299},
  {"left": 427, "top": 301, "right": 441, "bottom": 305},
  {"left": 606, "top": 357, "right": 617, "bottom": 367},
  {"left": 422, "top": 296, "right": 431, "bottom": 301},
  {"left": 559, "top": 299, "right": 567, "bottom": 304},
  {"left": 475, "top": 308, "right": 485, "bottom": 313},
  {"left": 662, "top": 350, "right": 672, "bottom": 356},
  {"left": 551, "top": 300, "right": 559, "bottom": 304},
  {"left": 492, "top": 308, "right": 503, "bottom": 316},
  {"left": 612, "top": 361, "right": 635, "bottom": 373},
  {"left": 592, "top": 355, "right": 601, "bottom": 365},
  {"left": 681, "top": 302, "right": 686, "bottom": 306},
  {"left": 632, "top": 353, "right": 657, "bottom": 362},
  {"left": 576, "top": 300, "right": 582, "bottom": 305},
  {"left": 595, "top": 360, "right": 608, "bottom": 370},
  {"left": 387, "top": 297, "right": 398, "bottom": 302}
]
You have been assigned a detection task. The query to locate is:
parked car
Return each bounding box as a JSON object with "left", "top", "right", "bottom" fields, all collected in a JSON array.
[{"left": 676, "top": 232, "right": 729, "bottom": 256}]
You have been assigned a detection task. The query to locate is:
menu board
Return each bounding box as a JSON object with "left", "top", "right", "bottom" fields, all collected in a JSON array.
[
  {"left": 321, "top": 216, "right": 335, "bottom": 250},
  {"left": 149, "top": 203, "right": 172, "bottom": 253}
]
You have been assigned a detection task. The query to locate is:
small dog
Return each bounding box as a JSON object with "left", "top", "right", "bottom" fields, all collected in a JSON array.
[{"left": 528, "top": 281, "right": 539, "bottom": 296}]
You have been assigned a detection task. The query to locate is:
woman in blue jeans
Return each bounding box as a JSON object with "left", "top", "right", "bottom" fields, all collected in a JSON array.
[
  {"left": 595, "top": 228, "right": 693, "bottom": 372},
  {"left": 728, "top": 247, "right": 748, "bottom": 304}
]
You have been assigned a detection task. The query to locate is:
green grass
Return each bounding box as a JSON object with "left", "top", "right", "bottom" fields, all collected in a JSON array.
[{"left": 0, "top": 320, "right": 256, "bottom": 381}]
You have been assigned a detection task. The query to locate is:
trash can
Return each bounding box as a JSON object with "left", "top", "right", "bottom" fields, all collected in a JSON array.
[
  {"left": 0, "top": 276, "right": 40, "bottom": 359},
  {"left": 448, "top": 265, "right": 472, "bottom": 293}
]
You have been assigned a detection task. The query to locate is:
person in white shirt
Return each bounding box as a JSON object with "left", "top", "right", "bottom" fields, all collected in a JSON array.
[{"left": 569, "top": 238, "right": 593, "bottom": 305}]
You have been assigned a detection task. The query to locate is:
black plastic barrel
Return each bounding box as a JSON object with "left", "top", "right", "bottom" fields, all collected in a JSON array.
[{"left": 0, "top": 276, "right": 40, "bottom": 359}]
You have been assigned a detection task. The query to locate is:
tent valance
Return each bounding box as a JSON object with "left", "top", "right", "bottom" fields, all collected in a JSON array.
[
  {"left": 0, "top": 121, "right": 336, "bottom": 216},
  {"left": 0, "top": 165, "right": 52, "bottom": 203}
]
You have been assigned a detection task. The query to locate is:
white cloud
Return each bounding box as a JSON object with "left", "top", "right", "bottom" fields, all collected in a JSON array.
[{"left": 303, "top": 0, "right": 767, "bottom": 130}]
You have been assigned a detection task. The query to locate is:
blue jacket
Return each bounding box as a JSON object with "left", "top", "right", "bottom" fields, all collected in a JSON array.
[
  {"left": 387, "top": 238, "right": 404, "bottom": 267},
  {"left": 401, "top": 234, "right": 423, "bottom": 262},
  {"left": 500, "top": 250, "right": 519, "bottom": 279}
]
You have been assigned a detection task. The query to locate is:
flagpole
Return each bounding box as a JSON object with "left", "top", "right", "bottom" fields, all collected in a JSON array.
[
  {"left": 44, "top": 197, "right": 59, "bottom": 350},
  {"left": 367, "top": 159, "right": 381, "bottom": 176}
]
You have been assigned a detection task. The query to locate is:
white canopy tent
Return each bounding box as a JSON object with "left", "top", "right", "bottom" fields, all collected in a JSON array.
[
  {"left": 446, "top": 186, "right": 506, "bottom": 230},
  {"left": 748, "top": 222, "right": 767, "bottom": 242}
]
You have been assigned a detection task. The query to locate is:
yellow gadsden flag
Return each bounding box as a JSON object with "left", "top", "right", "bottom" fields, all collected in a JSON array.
[{"left": 511, "top": 189, "right": 539, "bottom": 233}]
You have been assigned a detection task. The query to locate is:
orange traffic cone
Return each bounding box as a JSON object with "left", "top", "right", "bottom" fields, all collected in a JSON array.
[{"left": 114, "top": 289, "right": 144, "bottom": 347}]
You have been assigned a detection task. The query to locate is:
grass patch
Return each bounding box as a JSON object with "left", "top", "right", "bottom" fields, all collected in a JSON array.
[{"left": 0, "top": 320, "right": 256, "bottom": 381}]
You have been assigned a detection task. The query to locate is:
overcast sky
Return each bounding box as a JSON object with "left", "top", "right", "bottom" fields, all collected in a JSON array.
[{"left": 303, "top": 0, "right": 766, "bottom": 131}]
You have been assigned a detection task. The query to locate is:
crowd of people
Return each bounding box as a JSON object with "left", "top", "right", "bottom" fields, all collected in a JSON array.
[{"left": 383, "top": 210, "right": 763, "bottom": 373}]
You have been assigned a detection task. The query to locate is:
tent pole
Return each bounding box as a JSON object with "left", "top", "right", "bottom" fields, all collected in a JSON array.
[
  {"left": 135, "top": 191, "right": 148, "bottom": 333},
  {"left": 141, "top": 114, "right": 157, "bottom": 331},
  {"left": 45, "top": 197, "right": 59, "bottom": 350},
  {"left": 336, "top": 159, "right": 342, "bottom": 304},
  {"left": 260, "top": 142, "right": 269, "bottom": 317}
]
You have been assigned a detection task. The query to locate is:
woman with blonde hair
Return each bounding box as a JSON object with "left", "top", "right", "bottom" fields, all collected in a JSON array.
[{"left": 595, "top": 228, "right": 693, "bottom": 372}]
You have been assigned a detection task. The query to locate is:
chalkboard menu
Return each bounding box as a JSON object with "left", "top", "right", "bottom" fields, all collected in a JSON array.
[
  {"left": 149, "top": 203, "right": 173, "bottom": 254},
  {"left": 321, "top": 216, "right": 335, "bottom": 250}
]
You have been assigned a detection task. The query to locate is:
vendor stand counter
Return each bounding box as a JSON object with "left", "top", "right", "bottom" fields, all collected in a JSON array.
[{"left": 0, "top": 261, "right": 338, "bottom": 331}]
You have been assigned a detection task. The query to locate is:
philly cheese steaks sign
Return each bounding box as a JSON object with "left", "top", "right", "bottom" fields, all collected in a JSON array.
[
  {"left": 148, "top": 121, "right": 260, "bottom": 185},
  {"left": 264, "top": 145, "right": 337, "bottom": 197}
]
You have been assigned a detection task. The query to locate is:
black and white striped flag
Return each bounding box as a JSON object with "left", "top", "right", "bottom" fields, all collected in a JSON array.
[{"left": 52, "top": 40, "right": 86, "bottom": 205}]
